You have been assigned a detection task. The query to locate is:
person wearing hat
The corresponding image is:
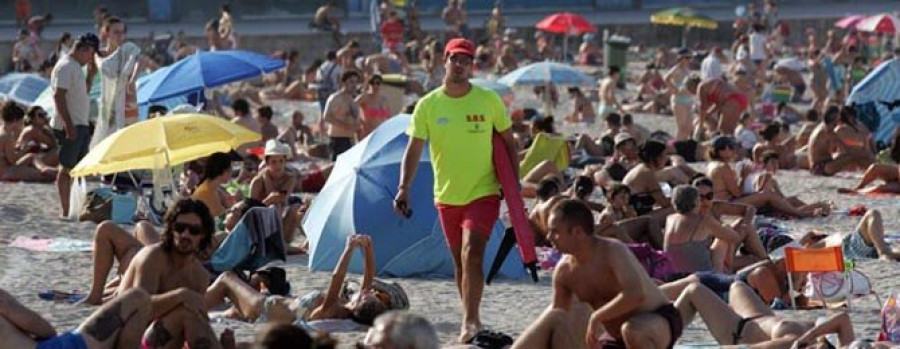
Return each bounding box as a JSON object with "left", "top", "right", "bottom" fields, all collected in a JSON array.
[
  {"left": 706, "top": 135, "right": 821, "bottom": 218},
  {"left": 394, "top": 37, "right": 517, "bottom": 343},
  {"left": 51, "top": 32, "right": 98, "bottom": 218},
  {"left": 250, "top": 140, "right": 304, "bottom": 254}
]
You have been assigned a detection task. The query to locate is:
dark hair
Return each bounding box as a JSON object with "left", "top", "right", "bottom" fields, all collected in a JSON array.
[
  {"left": 822, "top": 106, "right": 840, "bottom": 125},
  {"left": 232, "top": 99, "right": 250, "bottom": 116},
  {"left": 257, "top": 106, "right": 273, "bottom": 120},
  {"left": 25, "top": 106, "right": 45, "bottom": 125},
  {"left": 839, "top": 105, "right": 858, "bottom": 132},
  {"left": 761, "top": 150, "right": 779, "bottom": 165},
  {"left": 608, "top": 65, "right": 620, "bottom": 75},
  {"left": 639, "top": 140, "right": 667, "bottom": 164},
  {"left": 351, "top": 297, "right": 388, "bottom": 326},
  {"left": 573, "top": 176, "right": 595, "bottom": 199},
  {"left": 235, "top": 198, "right": 266, "bottom": 218},
  {"left": 367, "top": 74, "right": 383, "bottom": 86},
  {"left": 1, "top": 102, "right": 25, "bottom": 123},
  {"left": 760, "top": 122, "right": 781, "bottom": 141},
  {"left": 56, "top": 32, "right": 72, "bottom": 54},
  {"left": 805, "top": 109, "right": 819, "bottom": 122},
  {"left": 341, "top": 70, "right": 361, "bottom": 83},
  {"left": 567, "top": 86, "right": 581, "bottom": 94},
  {"left": 605, "top": 113, "right": 621, "bottom": 127},
  {"left": 533, "top": 116, "right": 555, "bottom": 134},
  {"left": 692, "top": 176, "right": 713, "bottom": 188},
  {"left": 551, "top": 199, "right": 594, "bottom": 235},
  {"left": 256, "top": 323, "right": 336, "bottom": 349},
  {"left": 622, "top": 114, "right": 633, "bottom": 126},
  {"left": 537, "top": 179, "right": 560, "bottom": 201},
  {"left": 148, "top": 105, "right": 168, "bottom": 116},
  {"left": 205, "top": 18, "right": 220, "bottom": 32},
  {"left": 199, "top": 152, "right": 232, "bottom": 185},
  {"left": 890, "top": 127, "right": 900, "bottom": 164},
  {"left": 102, "top": 16, "right": 126, "bottom": 33},
  {"left": 161, "top": 198, "right": 215, "bottom": 253},
  {"left": 605, "top": 182, "right": 630, "bottom": 199},
  {"left": 326, "top": 50, "right": 337, "bottom": 60}
]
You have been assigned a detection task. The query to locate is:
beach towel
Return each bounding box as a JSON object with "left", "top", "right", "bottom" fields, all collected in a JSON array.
[
  {"left": 519, "top": 133, "right": 570, "bottom": 179},
  {"left": 210, "top": 207, "right": 286, "bottom": 272},
  {"left": 10, "top": 236, "right": 93, "bottom": 252}
]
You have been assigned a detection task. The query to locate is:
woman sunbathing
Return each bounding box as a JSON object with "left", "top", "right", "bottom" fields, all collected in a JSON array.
[
  {"left": 664, "top": 185, "right": 742, "bottom": 276},
  {"left": 204, "top": 235, "right": 400, "bottom": 326},
  {"left": 623, "top": 139, "right": 673, "bottom": 220},
  {"left": 14, "top": 106, "right": 58, "bottom": 174},
  {"left": 691, "top": 176, "right": 768, "bottom": 271},
  {"left": 707, "top": 136, "right": 823, "bottom": 218},
  {"left": 838, "top": 129, "right": 900, "bottom": 194}
]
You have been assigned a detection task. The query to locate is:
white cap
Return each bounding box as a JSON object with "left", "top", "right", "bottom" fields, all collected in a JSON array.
[{"left": 263, "top": 139, "right": 291, "bottom": 158}]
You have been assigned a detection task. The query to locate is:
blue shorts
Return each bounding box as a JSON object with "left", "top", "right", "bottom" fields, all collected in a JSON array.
[
  {"left": 54, "top": 125, "right": 91, "bottom": 169},
  {"left": 37, "top": 331, "right": 88, "bottom": 349},
  {"left": 694, "top": 271, "right": 735, "bottom": 299}
]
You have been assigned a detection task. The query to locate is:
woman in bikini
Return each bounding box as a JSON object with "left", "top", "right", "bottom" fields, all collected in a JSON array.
[
  {"left": 706, "top": 136, "right": 823, "bottom": 218},
  {"left": 665, "top": 185, "right": 743, "bottom": 277},
  {"left": 623, "top": 139, "right": 673, "bottom": 222},
  {"left": 664, "top": 52, "right": 694, "bottom": 140},
  {"left": 14, "top": 105, "right": 57, "bottom": 175},
  {"left": 675, "top": 281, "right": 867, "bottom": 348},
  {"left": 839, "top": 129, "right": 900, "bottom": 194},
  {"left": 688, "top": 76, "right": 749, "bottom": 137},
  {"left": 0, "top": 102, "right": 48, "bottom": 182},
  {"left": 834, "top": 105, "right": 873, "bottom": 156},
  {"left": 808, "top": 50, "right": 828, "bottom": 114},
  {"left": 356, "top": 74, "right": 391, "bottom": 138}
]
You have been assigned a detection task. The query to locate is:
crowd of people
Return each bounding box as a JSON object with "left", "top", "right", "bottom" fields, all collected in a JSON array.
[{"left": 2, "top": 0, "right": 900, "bottom": 348}]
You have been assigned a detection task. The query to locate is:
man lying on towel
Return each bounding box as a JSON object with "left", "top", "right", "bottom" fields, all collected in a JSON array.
[{"left": 513, "top": 199, "right": 683, "bottom": 349}]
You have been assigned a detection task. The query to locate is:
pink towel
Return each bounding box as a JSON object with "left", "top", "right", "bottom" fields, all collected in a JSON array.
[{"left": 10, "top": 236, "right": 53, "bottom": 251}]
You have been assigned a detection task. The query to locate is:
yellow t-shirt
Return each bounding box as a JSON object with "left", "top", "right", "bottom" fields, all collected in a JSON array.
[
  {"left": 408, "top": 85, "right": 511, "bottom": 205},
  {"left": 192, "top": 180, "right": 225, "bottom": 218}
]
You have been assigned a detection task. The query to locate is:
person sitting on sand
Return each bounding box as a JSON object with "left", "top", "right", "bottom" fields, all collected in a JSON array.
[
  {"left": 15, "top": 105, "right": 58, "bottom": 174},
  {"left": 256, "top": 106, "right": 280, "bottom": 143},
  {"left": 623, "top": 139, "right": 673, "bottom": 220},
  {"left": 566, "top": 87, "right": 595, "bottom": 124},
  {"left": 807, "top": 106, "right": 874, "bottom": 176},
  {"left": 111, "top": 198, "right": 226, "bottom": 349},
  {"left": 0, "top": 288, "right": 152, "bottom": 349},
  {"left": 512, "top": 199, "right": 683, "bottom": 349},
  {"left": 277, "top": 111, "right": 314, "bottom": 159},
  {"left": 191, "top": 152, "right": 234, "bottom": 219},
  {"left": 574, "top": 113, "right": 620, "bottom": 157},
  {"left": 597, "top": 182, "right": 664, "bottom": 249},
  {"left": 707, "top": 135, "right": 823, "bottom": 218},
  {"left": 752, "top": 121, "right": 797, "bottom": 170},
  {"left": 835, "top": 105, "right": 874, "bottom": 156},
  {"left": 251, "top": 140, "right": 305, "bottom": 254},
  {"left": 839, "top": 129, "right": 900, "bottom": 194},
  {"left": 567, "top": 175, "right": 604, "bottom": 213},
  {"left": 822, "top": 208, "right": 900, "bottom": 261},
  {"left": 691, "top": 176, "right": 768, "bottom": 271},
  {"left": 596, "top": 132, "right": 640, "bottom": 184},
  {"left": 203, "top": 235, "right": 395, "bottom": 326},
  {"left": 0, "top": 102, "right": 49, "bottom": 181},
  {"left": 529, "top": 178, "right": 567, "bottom": 246},
  {"left": 664, "top": 185, "right": 743, "bottom": 276},
  {"left": 674, "top": 281, "right": 872, "bottom": 347}
]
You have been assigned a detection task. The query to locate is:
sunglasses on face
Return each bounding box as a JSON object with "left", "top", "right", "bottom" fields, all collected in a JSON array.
[
  {"left": 699, "top": 192, "right": 714, "bottom": 200},
  {"left": 448, "top": 55, "right": 473, "bottom": 65},
  {"left": 370, "top": 80, "right": 382, "bottom": 85},
  {"left": 173, "top": 222, "right": 203, "bottom": 236}
]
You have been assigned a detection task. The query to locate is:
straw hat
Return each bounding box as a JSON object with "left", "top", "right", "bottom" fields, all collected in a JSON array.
[{"left": 264, "top": 140, "right": 291, "bottom": 158}]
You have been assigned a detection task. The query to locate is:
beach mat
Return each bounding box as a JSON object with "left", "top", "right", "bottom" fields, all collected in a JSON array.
[{"left": 10, "top": 236, "right": 93, "bottom": 252}]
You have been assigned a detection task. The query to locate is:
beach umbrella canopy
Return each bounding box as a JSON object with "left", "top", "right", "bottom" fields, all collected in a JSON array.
[
  {"left": 650, "top": 7, "right": 718, "bottom": 30},
  {"left": 848, "top": 59, "right": 900, "bottom": 147},
  {"left": 857, "top": 13, "right": 900, "bottom": 34},
  {"left": 835, "top": 15, "right": 866, "bottom": 30},
  {"left": 137, "top": 50, "right": 285, "bottom": 105},
  {"left": 70, "top": 113, "right": 259, "bottom": 177},
  {"left": 535, "top": 12, "right": 596, "bottom": 35},
  {"left": 470, "top": 78, "right": 514, "bottom": 105},
  {"left": 0, "top": 73, "right": 49, "bottom": 106},
  {"left": 302, "top": 114, "right": 526, "bottom": 279},
  {"left": 498, "top": 61, "right": 596, "bottom": 87}
]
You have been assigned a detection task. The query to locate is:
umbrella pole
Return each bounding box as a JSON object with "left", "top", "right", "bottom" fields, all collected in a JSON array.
[
  {"left": 544, "top": 82, "right": 551, "bottom": 116},
  {"left": 682, "top": 27, "right": 688, "bottom": 48},
  {"left": 563, "top": 34, "right": 568, "bottom": 62}
]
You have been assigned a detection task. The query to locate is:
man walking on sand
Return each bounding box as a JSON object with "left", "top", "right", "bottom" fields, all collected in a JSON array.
[
  {"left": 394, "top": 38, "right": 518, "bottom": 342},
  {"left": 52, "top": 33, "right": 98, "bottom": 218}
]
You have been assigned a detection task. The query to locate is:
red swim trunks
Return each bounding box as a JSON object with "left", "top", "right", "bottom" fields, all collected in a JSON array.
[
  {"left": 725, "top": 92, "right": 749, "bottom": 112},
  {"left": 435, "top": 195, "right": 500, "bottom": 249},
  {"left": 300, "top": 170, "right": 326, "bottom": 192}
]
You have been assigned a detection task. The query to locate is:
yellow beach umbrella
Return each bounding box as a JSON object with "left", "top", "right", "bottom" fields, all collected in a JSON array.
[
  {"left": 650, "top": 7, "right": 718, "bottom": 30},
  {"left": 71, "top": 113, "right": 259, "bottom": 177}
]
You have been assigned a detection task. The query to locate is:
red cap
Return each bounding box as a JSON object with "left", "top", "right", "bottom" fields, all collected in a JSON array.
[{"left": 444, "top": 38, "right": 475, "bottom": 58}]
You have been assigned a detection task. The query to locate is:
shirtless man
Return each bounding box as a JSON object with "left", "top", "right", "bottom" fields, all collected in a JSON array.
[
  {"left": 597, "top": 183, "right": 664, "bottom": 249},
  {"left": 567, "top": 87, "right": 595, "bottom": 124},
  {"left": 230, "top": 98, "right": 260, "bottom": 134},
  {"left": 597, "top": 66, "right": 623, "bottom": 119},
  {"left": 116, "top": 198, "right": 223, "bottom": 349},
  {"left": 513, "top": 199, "right": 683, "bottom": 349},
  {"left": 256, "top": 106, "right": 279, "bottom": 142},
  {"left": 250, "top": 140, "right": 304, "bottom": 254},
  {"left": 807, "top": 106, "right": 873, "bottom": 176},
  {"left": 528, "top": 179, "right": 566, "bottom": 246},
  {"left": 323, "top": 70, "right": 361, "bottom": 160}
]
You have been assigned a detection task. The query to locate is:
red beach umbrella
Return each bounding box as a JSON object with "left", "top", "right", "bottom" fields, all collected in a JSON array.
[
  {"left": 536, "top": 12, "right": 596, "bottom": 35},
  {"left": 857, "top": 13, "right": 900, "bottom": 34},
  {"left": 834, "top": 15, "right": 866, "bottom": 30}
]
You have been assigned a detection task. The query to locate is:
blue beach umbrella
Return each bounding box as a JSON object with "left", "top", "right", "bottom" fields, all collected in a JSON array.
[
  {"left": 471, "top": 78, "right": 514, "bottom": 105},
  {"left": 848, "top": 59, "right": 900, "bottom": 147},
  {"left": 0, "top": 73, "right": 49, "bottom": 106},
  {"left": 302, "top": 114, "right": 527, "bottom": 279},
  {"left": 138, "top": 50, "right": 285, "bottom": 105},
  {"left": 498, "top": 61, "right": 596, "bottom": 87}
]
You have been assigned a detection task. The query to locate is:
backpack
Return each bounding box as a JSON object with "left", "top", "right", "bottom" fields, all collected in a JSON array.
[
  {"left": 879, "top": 293, "right": 900, "bottom": 342},
  {"left": 627, "top": 243, "right": 675, "bottom": 281}
]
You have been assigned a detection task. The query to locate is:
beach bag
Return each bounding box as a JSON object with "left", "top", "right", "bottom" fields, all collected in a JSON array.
[
  {"left": 78, "top": 187, "right": 114, "bottom": 223},
  {"left": 68, "top": 177, "right": 89, "bottom": 221},
  {"left": 111, "top": 192, "right": 137, "bottom": 224},
  {"left": 804, "top": 270, "right": 872, "bottom": 303},
  {"left": 879, "top": 293, "right": 900, "bottom": 343},
  {"left": 627, "top": 243, "right": 675, "bottom": 281}
]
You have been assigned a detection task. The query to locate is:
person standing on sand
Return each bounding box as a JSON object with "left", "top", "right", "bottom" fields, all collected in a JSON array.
[
  {"left": 92, "top": 16, "right": 142, "bottom": 148},
  {"left": 512, "top": 199, "right": 683, "bottom": 348},
  {"left": 597, "top": 66, "right": 622, "bottom": 120},
  {"left": 51, "top": 33, "right": 97, "bottom": 218},
  {"left": 394, "top": 38, "right": 518, "bottom": 342}
]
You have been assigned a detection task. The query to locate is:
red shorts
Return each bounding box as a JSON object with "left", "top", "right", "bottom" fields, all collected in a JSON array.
[
  {"left": 300, "top": 170, "right": 325, "bottom": 192},
  {"left": 435, "top": 195, "right": 500, "bottom": 249},
  {"left": 725, "top": 92, "right": 749, "bottom": 112}
]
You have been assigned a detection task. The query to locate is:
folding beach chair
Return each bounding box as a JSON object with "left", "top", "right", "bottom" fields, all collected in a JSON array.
[
  {"left": 784, "top": 246, "right": 879, "bottom": 310},
  {"left": 519, "top": 133, "right": 570, "bottom": 179}
]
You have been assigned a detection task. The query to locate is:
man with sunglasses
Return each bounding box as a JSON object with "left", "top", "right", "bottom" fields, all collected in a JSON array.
[
  {"left": 114, "top": 198, "right": 224, "bottom": 348},
  {"left": 394, "top": 37, "right": 518, "bottom": 343}
]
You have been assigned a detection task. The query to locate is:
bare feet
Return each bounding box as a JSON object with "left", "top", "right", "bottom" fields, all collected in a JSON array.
[
  {"left": 76, "top": 294, "right": 103, "bottom": 306},
  {"left": 458, "top": 322, "right": 482, "bottom": 343}
]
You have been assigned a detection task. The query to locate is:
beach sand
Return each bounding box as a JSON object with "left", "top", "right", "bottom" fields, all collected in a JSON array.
[{"left": 1, "top": 110, "right": 897, "bottom": 347}]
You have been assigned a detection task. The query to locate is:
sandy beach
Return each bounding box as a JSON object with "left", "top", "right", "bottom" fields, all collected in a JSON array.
[{"left": 1, "top": 107, "right": 897, "bottom": 347}]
